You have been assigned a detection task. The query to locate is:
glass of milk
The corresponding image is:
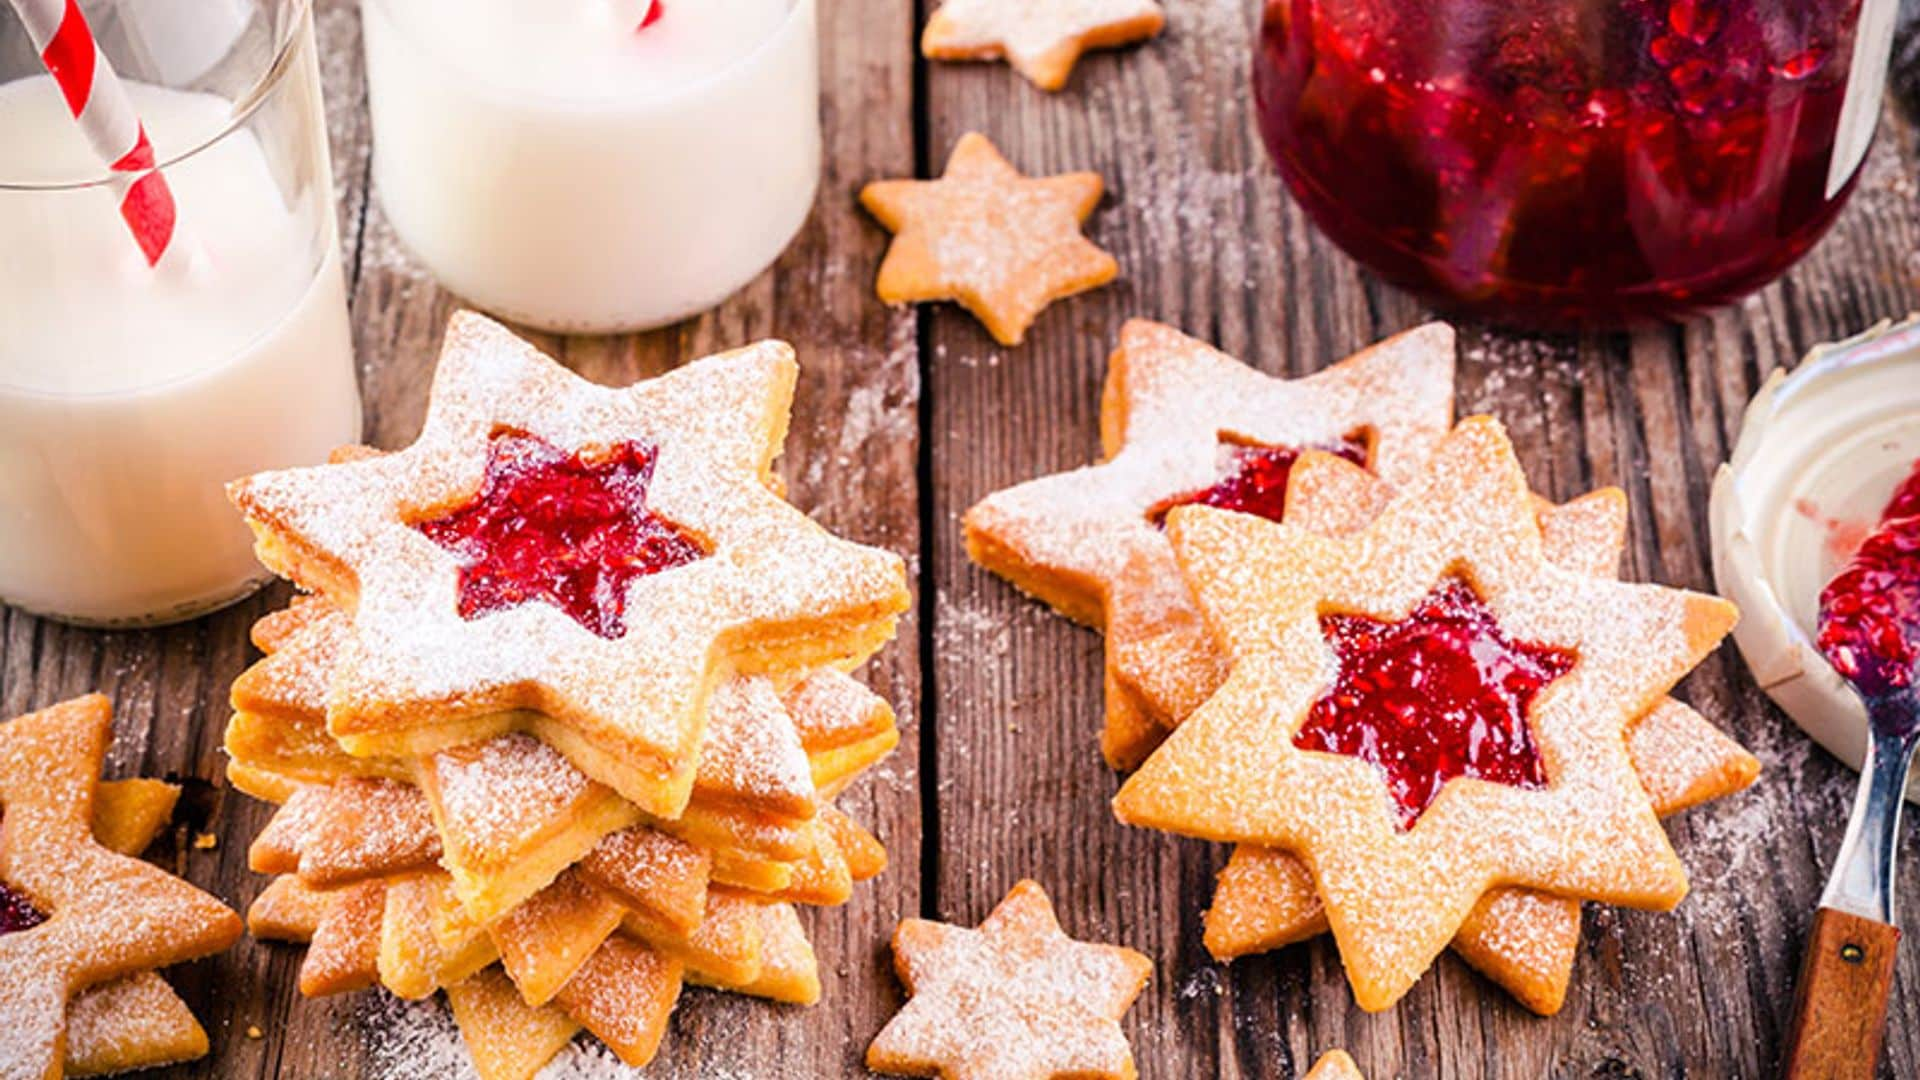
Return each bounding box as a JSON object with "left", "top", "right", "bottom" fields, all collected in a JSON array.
[
  {"left": 0, "top": 0, "right": 362, "bottom": 627},
  {"left": 361, "top": 0, "right": 822, "bottom": 333}
]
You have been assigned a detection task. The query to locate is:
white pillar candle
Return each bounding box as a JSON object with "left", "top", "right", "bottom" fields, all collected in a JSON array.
[
  {"left": 0, "top": 76, "right": 361, "bottom": 625},
  {"left": 361, "top": 0, "right": 821, "bottom": 333}
]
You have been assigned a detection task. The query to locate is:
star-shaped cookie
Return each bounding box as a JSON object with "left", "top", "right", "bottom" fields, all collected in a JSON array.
[
  {"left": 861, "top": 132, "right": 1117, "bottom": 346},
  {"left": 921, "top": 0, "right": 1166, "bottom": 91},
  {"left": 965, "top": 319, "right": 1454, "bottom": 769},
  {"left": 1305, "top": 1050, "right": 1366, "bottom": 1080},
  {"left": 0, "top": 695, "right": 243, "bottom": 1079},
  {"left": 1200, "top": 453, "right": 1759, "bottom": 1014},
  {"left": 867, "top": 879, "right": 1151, "bottom": 1080},
  {"left": 227, "top": 312, "right": 910, "bottom": 819},
  {"left": 1113, "top": 417, "right": 1739, "bottom": 1010}
]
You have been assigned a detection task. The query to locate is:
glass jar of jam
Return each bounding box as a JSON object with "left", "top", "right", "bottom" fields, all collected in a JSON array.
[{"left": 1252, "top": 0, "right": 1897, "bottom": 326}]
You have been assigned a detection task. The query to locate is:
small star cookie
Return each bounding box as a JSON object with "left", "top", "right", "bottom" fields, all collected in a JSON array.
[
  {"left": 965, "top": 319, "right": 1454, "bottom": 769},
  {"left": 861, "top": 132, "right": 1117, "bottom": 346},
  {"left": 0, "top": 695, "right": 243, "bottom": 1079},
  {"left": 227, "top": 312, "right": 910, "bottom": 821},
  {"left": 1305, "top": 1050, "right": 1366, "bottom": 1080},
  {"left": 922, "top": 0, "right": 1166, "bottom": 91},
  {"left": 868, "top": 879, "right": 1152, "bottom": 1080},
  {"left": 1113, "top": 417, "right": 1739, "bottom": 1010}
]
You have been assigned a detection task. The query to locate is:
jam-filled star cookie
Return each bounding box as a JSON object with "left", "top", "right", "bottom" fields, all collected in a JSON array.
[
  {"left": 868, "top": 879, "right": 1151, "bottom": 1080},
  {"left": 1114, "top": 417, "right": 1739, "bottom": 1010},
  {"left": 0, "top": 695, "right": 243, "bottom": 1079},
  {"left": 921, "top": 0, "right": 1166, "bottom": 91},
  {"left": 861, "top": 133, "right": 1116, "bottom": 346},
  {"left": 1199, "top": 453, "right": 1759, "bottom": 1015},
  {"left": 965, "top": 319, "right": 1454, "bottom": 769},
  {"left": 227, "top": 312, "right": 910, "bottom": 820}
]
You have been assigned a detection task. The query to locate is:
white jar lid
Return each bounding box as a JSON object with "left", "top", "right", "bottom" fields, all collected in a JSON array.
[{"left": 1709, "top": 315, "right": 1920, "bottom": 802}]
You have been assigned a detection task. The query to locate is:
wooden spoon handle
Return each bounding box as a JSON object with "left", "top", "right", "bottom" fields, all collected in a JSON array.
[{"left": 1782, "top": 906, "right": 1901, "bottom": 1079}]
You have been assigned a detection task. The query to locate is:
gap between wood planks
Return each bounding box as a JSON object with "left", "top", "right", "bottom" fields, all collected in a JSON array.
[{"left": 908, "top": 1, "right": 942, "bottom": 928}]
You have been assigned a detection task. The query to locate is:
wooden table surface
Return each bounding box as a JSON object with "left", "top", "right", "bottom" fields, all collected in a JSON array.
[{"left": 7, "top": 2, "right": 1920, "bottom": 1077}]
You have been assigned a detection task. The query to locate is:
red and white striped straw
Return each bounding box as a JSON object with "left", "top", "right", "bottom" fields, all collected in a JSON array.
[
  {"left": 9, "top": 0, "right": 178, "bottom": 265},
  {"left": 619, "top": 0, "right": 663, "bottom": 30}
]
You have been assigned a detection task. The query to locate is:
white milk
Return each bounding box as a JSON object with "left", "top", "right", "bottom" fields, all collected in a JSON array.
[
  {"left": 0, "top": 76, "right": 361, "bottom": 626},
  {"left": 362, "top": 0, "right": 821, "bottom": 332}
]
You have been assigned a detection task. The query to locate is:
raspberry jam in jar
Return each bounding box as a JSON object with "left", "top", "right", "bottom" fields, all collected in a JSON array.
[{"left": 1253, "top": 0, "right": 1894, "bottom": 325}]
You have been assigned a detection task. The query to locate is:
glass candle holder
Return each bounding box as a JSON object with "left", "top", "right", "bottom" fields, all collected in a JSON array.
[
  {"left": 0, "top": 0, "right": 362, "bottom": 627},
  {"left": 1253, "top": 0, "right": 1899, "bottom": 326},
  {"left": 360, "top": 0, "right": 823, "bottom": 334}
]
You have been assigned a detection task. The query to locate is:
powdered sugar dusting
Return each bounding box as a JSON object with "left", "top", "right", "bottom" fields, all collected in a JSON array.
[
  {"left": 1121, "top": 417, "right": 1735, "bottom": 1009},
  {"left": 429, "top": 733, "right": 599, "bottom": 864},
  {"left": 870, "top": 881, "right": 1151, "bottom": 1080},
  {"left": 862, "top": 134, "right": 1115, "bottom": 343},
  {"left": 781, "top": 669, "right": 892, "bottom": 753},
  {"left": 926, "top": 0, "right": 1162, "bottom": 72},
  {"left": 695, "top": 679, "right": 813, "bottom": 809},
  {"left": 1199, "top": 472, "right": 1759, "bottom": 1006},
  {"left": 965, "top": 319, "right": 1455, "bottom": 735},
  {"left": 229, "top": 313, "right": 908, "bottom": 808}
]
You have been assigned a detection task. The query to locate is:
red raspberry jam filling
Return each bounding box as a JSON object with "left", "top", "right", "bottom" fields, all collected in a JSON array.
[
  {"left": 1149, "top": 435, "right": 1369, "bottom": 527},
  {"left": 0, "top": 881, "right": 45, "bottom": 936},
  {"left": 1818, "top": 459, "right": 1920, "bottom": 699},
  {"left": 1294, "top": 578, "right": 1575, "bottom": 829},
  {"left": 415, "top": 432, "right": 707, "bottom": 640}
]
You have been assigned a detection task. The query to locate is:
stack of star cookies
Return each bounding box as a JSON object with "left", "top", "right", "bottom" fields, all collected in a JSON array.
[
  {"left": 966, "top": 320, "right": 1760, "bottom": 1014},
  {"left": 221, "top": 312, "right": 912, "bottom": 1078}
]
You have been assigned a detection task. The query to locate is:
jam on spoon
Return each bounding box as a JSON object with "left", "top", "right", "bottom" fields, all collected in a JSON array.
[
  {"left": 1784, "top": 457, "right": 1920, "bottom": 1076},
  {"left": 1148, "top": 435, "right": 1368, "bottom": 527},
  {"left": 414, "top": 431, "right": 708, "bottom": 640},
  {"left": 1293, "top": 577, "right": 1575, "bottom": 829},
  {"left": 1817, "top": 460, "right": 1920, "bottom": 698}
]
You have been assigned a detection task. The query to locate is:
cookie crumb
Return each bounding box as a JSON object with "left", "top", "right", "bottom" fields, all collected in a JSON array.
[{"left": 193, "top": 832, "right": 218, "bottom": 850}]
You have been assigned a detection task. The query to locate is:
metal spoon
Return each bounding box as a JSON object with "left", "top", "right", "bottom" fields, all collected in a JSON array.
[{"left": 1781, "top": 665, "right": 1918, "bottom": 1077}]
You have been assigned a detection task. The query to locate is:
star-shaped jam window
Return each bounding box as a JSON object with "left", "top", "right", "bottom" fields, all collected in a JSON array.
[
  {"left": 414, "top": 432, "right": 706, "bottom": 641},
  {"left": 0, "top": 695, "right": 243, "bottom": 1077},
  {"left": 861, "top": 132, "right": 1117, "bottom": 346},
  {"left": 1299, "top": 578, "right": 1574, "bottom": 829},
  {"left": 867, "top": 879, "right": 1152, "bottom": 1080},
  {"left": 228, "top": 312, "right": 910, "bottom": 820},
  {"left": 963, "top": 318, "right": 1455, "bottom": 769},
  {"left": 921, "top": 0, "right": 1165, "bottom": 91},
  {"left": 1113, "top": 416, "right": 1739, "bottom": 1011},
  {"left": 1200, "top": 455, "right": 1758, "bottom": 1015}
]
